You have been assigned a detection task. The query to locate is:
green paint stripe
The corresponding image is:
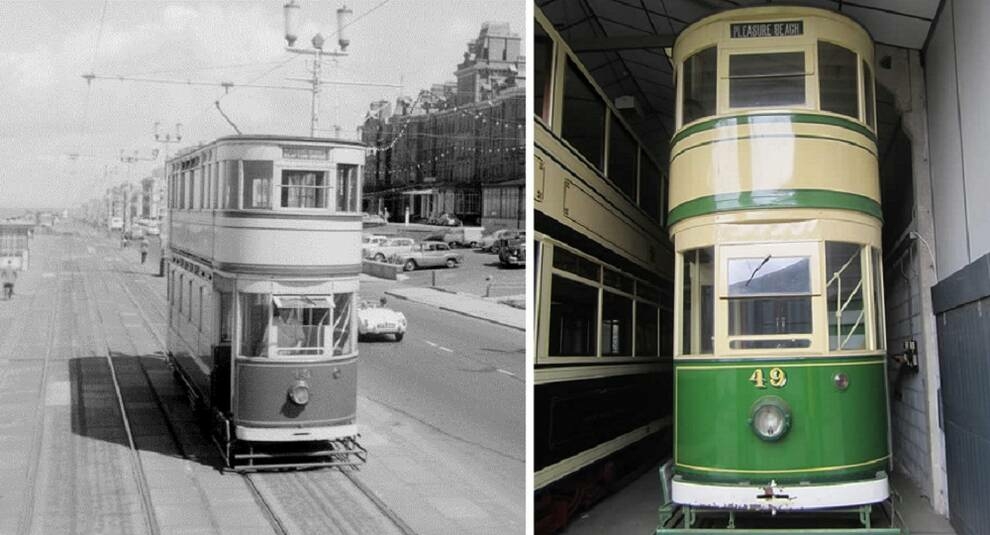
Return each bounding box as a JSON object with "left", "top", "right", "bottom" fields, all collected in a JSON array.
[
  {"left": 671, "top": 112, "right": 877, "bottom": 146},
  {"left": 670, "top": 133, "right": 876, "bottom": 162},
  {"left": 674, "top": 355, "right": 883, "bottom": 367},
  {"left": 667, "top": 189, "right": 882, "bottom": 226}
]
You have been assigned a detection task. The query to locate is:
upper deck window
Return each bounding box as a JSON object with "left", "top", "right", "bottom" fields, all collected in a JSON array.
[
  {"left": 280, "top": 171, "right": 327, "bottom": 208},
  {"left": 561, "top": 58, "right": 605, "bottom": 170},
  {"left": 638, "top": 149, "right": 663, "bottom": 224},
  {"left": 729, "top": 52, "right": 806, "bottom": 108},
  {"left": 818, "top": 41, "right": 859, "bottom": 120},
  {"left": 682, "top": 47, "right": 717, "bottom": 125},
  {"left": 862, "top": 60, "right": 876, "bottom": 129},
  {"left": 242, "top": 161, "right": 272, "bottom": 209},
  {"left": 533, "top": 21, "right": 553, "bottom": 121},
  {"left": 607, "top": 116, "right": 637, "bottom": 200},
  {"left": 336, "top": 164, "right": 360, "bottom": 212}
]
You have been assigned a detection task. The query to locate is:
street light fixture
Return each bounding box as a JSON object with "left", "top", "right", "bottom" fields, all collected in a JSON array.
[{"left": 283, "top": 1, "right": 352, "bottom": 136}]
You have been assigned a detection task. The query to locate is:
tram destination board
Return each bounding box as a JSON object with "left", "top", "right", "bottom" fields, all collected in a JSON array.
[{"left": 730, "top": 21, "right": 803, "bottom": 39}]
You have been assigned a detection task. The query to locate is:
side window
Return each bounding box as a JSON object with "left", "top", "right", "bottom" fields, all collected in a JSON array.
[
  {"left": 533, "top": 21, "right": 553, "bottom": 121},
  {"left": 242, "top": 160, "right": 273, "bottom": 209},
  {"left": 336, "top": 164, "right": 359, "bottom": 212},
  {"left": 729, "top": 52, "right": 806, "bottom": 108},
  {"left": 638, "top": 151, "right": 662, "bottom": 223},
  {"left": 681, "top": 247, "right": 714, "bottom": 354},
  {"left": 818, "top": 41, "right": 858, "bottom": 119},
  {"left": 682, "top": 46, "right": 717, "bottom": 124},
  {"left": 561, "top": 59, "right": 606, "bottom": 169},
  {"left": 826, "top": 242, "right": 866, "bottom": 350},
  {"left": 607, "top": 116, "right": 638, "bottom": 200}
]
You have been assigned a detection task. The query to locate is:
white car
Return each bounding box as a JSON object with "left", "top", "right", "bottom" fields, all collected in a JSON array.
[
  {"left": 358, "top": 300, "right": 407, "bottom": 341},
  {"left": 362, "top": 234, "right": 389, "bottom": 258}
]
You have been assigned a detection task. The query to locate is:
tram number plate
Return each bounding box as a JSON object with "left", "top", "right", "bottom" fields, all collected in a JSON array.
[{"left": 749, "top": 367, "right": 787, "bottom": 389}]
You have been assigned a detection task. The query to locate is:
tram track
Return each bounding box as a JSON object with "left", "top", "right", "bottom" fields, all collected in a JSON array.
[
  {"left": 85, "top": 228, "right": 413, "bottom": 535},
  {"left": 15, "top": 241, "right": 64, "bottom": 535}
]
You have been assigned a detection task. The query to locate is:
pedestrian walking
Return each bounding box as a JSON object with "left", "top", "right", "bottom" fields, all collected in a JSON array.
[
  {"left": 140, "top": 238, "right": 150, "bottom": 264},
  {"left": 1, "top": 260, "right": 17, "bottom": 300}
]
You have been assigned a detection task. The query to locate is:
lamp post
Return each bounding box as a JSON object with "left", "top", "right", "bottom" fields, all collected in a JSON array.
[
  {"left": 283, "top": 1, "right": 352, "bottom": 136},
  {"left": 154, "top": 122, "right": 182, "bottom": 277}
]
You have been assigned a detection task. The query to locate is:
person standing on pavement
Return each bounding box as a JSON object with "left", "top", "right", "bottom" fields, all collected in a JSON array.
[
  {"left": 1, "top": 260, "right": 17, "bottom": 300},
  {"left": 139, "top": 237, "right": 150, "bottom": 264}
]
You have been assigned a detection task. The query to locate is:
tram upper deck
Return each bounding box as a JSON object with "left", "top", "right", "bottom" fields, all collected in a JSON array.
[
  {"left": 0, "top": 222, "right": 32, "bottom": 270},
  {"left": 669, "top": 6, "right": 879, "bottom": 230},
  {"left": 167, "top": 135, "right": 365, "bottom": 275}
]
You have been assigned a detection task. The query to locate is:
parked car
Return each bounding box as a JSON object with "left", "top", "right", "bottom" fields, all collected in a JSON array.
[
  {"left": 358, "top": 300, "right": 406, "bottom": 341},
  {"left": 499, "top": 241, "right": 526, "bottom": 267},
  {"left": 362, "top": 212, "right": 387, "bottom": 228},
  {"left": 390, "top": 242, "right": 463, "bottom": 271},
  {"left": 426, "top": 212, "right": 462, "bottom": 227},
  {"left": 362, "top": 234, "right": 389, "bottom": 258},
  {"left": 364, "top": 237, "right": 415, "bottom": 262},
  {"left": 442, "top": 226, "right": 484, "bottom": 248},
  {"left": 491, "top": 229, "right": 525, "bottom": 255},
  {"left": 478, "top": 229, "right": 514, "bottom": 252},
  {"left": 143, "top": 222, "right": 160, "bottom": 236}
]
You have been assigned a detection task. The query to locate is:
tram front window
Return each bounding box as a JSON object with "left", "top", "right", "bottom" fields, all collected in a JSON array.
[
  {"left": 273, "top": 296, "right": 332, "bottom": 356},
  {"left": 729, "top": 52, "right": 806, "bottom": 109},
  {"left": 280, "top": 171, "right": 327, "bottom": 208},
  {"left": 238, "top": 293, "right": 356, "bottom": 358},
  {"left": 726, "top": 256, "right": 812, "bottom": 349}
]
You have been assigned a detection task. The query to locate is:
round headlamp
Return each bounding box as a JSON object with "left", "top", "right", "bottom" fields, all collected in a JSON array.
[
  {"left": 749, "top": 396, "right": 791, "bottom": 442},
  {"left": 288, "top": 381, "right": 310, "bottom": 406}
]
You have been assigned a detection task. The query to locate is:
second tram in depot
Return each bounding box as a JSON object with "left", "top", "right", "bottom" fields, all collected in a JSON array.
[
  {"left": 660, "top": 6, "right": 897, "bottom": 531},
  {"left": 166, "top": 134, "right": 366, "bottom": 470}
]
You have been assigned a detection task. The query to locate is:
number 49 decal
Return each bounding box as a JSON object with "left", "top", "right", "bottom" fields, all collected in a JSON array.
[{"left": 749, "top": 367, "right": 787, "bottom": 389}]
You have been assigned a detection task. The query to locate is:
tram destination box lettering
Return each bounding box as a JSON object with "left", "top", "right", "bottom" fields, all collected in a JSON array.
[{"left": 730, "top": 21, "right": 803, "bottom": 39}]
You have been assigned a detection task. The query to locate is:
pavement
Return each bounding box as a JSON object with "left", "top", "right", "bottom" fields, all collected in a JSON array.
[
  {"left": 560, "top": 463, "right": 957, "bottom": 535},
  {"left": 384, "top": 285, "right": 525, "bottom": 330}
]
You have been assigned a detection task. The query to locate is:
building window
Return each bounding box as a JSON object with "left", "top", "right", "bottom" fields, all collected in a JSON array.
[
  {"left": 281, "top": 170, "right": 327, "bottom": 208},
  {"left": 242, "top": 160, "right": 272, "bottom": 209},
  {"left": 336, "top": 164, "right": 360, "bottom": 212},
  {"left": 561, "top": 58, "right": 605, "bottom": 170},
  {"left": 682, "top": 46, "right": 717, "bottom": 124},
  {"left": 729, "top": 52, "right": 806, "bottom": 108},
  {"left": 818, "top": 41, "right": 859, "bottom": 119}
]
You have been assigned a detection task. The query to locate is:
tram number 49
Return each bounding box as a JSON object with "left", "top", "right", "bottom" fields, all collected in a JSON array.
[{"left": 749, "top": 367, "right": 787, "bottom": 389}]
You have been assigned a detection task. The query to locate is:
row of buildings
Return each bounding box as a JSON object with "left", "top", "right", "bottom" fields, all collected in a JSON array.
[{"left": 360, "top": 22, "right": 526, "bottom": 230}]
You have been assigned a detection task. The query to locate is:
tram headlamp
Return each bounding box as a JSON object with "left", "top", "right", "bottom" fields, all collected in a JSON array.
[
  {"left": 749, "top": 396, "right": 791, "bottom": 442},
  {"left": 288, "top": 380, "right": 310, "bottom": 406}
]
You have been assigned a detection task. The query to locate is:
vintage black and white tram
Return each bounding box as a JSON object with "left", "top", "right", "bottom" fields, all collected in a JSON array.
[{"left": 165, "top": 134, "right": 366, "bottom": 470}]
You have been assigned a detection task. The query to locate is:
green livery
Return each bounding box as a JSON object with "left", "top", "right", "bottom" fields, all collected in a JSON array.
[{"left": 675, "top": 356, "right": 890, "bottom": 484}]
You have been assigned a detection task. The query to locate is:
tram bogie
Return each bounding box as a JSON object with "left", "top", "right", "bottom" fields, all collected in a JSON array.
[
  {"left": 662, "top": 6, "right": 897, "bottom": 531},
  {"left": 165, "top": 135, "right": 366, "bottom": 471}
]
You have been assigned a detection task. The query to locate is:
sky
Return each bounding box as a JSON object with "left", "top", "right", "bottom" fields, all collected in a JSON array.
[{"left": 0, "top": 0, "right": 526, "bottom": 210}]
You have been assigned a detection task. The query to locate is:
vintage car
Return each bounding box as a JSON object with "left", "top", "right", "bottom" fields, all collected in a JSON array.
[
  {"left": 493, "top": 230, "right": 526, "bottom": 255},
  {"left": 499, "top": 241, "right": 526, "bottom": 267},
  {"left": 364, "top": 237, "right": 415, "bottom": 262},
  {"left": 358, "top": 300, "right": 406, "bottom": 341},
  {"left": 390, "top": 242, "right": 463, "bottom": 271},
  {"left": 481, "top": 229, "right": 524, "bottom": 254},
  {"left": 361, "top": 234, "right": 389, "bottom": 258}
]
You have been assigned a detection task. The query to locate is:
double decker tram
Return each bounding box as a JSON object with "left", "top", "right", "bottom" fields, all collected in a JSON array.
[
  {"left": 166, "top": 135, "right": 366, "bottom": 470},
  {"left": 660, "top": 6, "right": 897, "bottom": 531}
]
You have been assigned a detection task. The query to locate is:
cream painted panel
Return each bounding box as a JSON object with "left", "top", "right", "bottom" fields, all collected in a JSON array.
[
  {"left": 170, "top": 212, "right": 215, "bottom": 259},
  {"left": 562, "top": 179, "right": 660, "bottom": 270},
  {"left": 669, "top": 136, "right": 880, "bottom": 207},
  {"left": 212, "top": 226, "right": 361, "bottom": 267},
  {"left": 216, "top": 143, "right": 283, "bottom": 161}
]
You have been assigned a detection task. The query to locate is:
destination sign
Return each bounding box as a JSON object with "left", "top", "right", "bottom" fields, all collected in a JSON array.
[{"left": 731, "top": 21, "right": 804, "bottom": 39}]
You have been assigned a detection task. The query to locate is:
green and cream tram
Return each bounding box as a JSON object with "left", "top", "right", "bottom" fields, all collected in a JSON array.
[
  {"left": 661, "top": 6, "right": 895, "bottom": 528},
  {"left": 166, "top": 135, "right": 365, "bottom": 470}
]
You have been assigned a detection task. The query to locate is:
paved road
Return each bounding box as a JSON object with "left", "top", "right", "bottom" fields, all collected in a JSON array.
[{"left": 396, "top": 248, "right": 526, "bottom": 298}]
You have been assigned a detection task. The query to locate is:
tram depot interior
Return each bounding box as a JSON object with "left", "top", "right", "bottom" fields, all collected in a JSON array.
[{"left": 532, "top": 1, "right": 988, "bottom": 534}]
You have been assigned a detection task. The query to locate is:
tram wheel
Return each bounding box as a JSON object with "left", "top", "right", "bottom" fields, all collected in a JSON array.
[{"left": 403, "top": 260, "right": 417, "bottom": 271}]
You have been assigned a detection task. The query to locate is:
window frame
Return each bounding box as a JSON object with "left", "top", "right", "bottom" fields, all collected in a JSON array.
[
  {"left": 817, "top": 40, "right": 861, "bottom": 121},
  {"left": 234, "top": 290, "right": 357, "bottom": 361},
  {"left": 720, "top": 45, "right": 814, "bottom": 113}
]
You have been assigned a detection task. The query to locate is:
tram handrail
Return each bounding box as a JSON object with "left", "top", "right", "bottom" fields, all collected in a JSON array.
[{"left": 827, "top": 250, "right": 863, "bottom": 350}]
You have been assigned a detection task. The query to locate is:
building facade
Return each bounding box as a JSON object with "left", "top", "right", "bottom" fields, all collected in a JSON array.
[{"left": 361, "top": 22, "right": 525, "bottom": 229}]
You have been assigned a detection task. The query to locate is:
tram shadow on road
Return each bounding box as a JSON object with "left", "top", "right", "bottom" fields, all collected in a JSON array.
[{"left": 68, "top": 354, "right": 223, "bottom": 469}]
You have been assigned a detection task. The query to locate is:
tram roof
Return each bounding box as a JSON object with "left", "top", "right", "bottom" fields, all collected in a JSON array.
[
  {"left": 170, "top": 134, "right": 366, "bottom": 160},
  {"left": 538, "top": 0, "right": 937, "bottom": 161}
]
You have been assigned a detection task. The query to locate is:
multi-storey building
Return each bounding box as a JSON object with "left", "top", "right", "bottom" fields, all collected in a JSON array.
[{"left": 361, "top": 22, "right": 525, "bottom": 229}]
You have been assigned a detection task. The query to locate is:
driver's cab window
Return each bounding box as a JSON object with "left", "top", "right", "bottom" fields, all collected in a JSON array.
[{"left": 719, "top": 242, "right": 820, "bottom": 352}]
